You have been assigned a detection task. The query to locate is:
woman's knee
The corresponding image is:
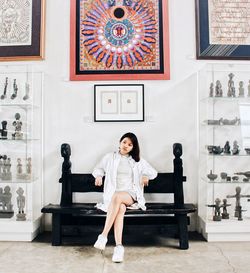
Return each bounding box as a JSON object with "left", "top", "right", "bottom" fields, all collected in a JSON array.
[{"left": 118, "top": 203, "right": 126, "bottom": 215}]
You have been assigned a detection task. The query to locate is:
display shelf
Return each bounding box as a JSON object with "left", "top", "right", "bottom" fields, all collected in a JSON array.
[
  {"left": 203, "top": 124, "right": 241, "bottom": 127},
  {"left": 0, "top": 65, "right": 43, "bottom": 241},
  {"left": 0, "top": 139, "right": 40, "bottom": 141},
  {"left": 202, "top": 178, "right": 250, "bottom": 184},
  {"left": 0, "top": 217, "right": 41, "bottom": 241},
  {"left": 0, "top": 103, "right": 39, "bottom": 108},
  {"left": 198, "top": 63, "right": 250, "bottom": 242},
  {"left": 203, "top": 97, "right": 250, "bottom": 102},
  {"left": 0, "top": 177, "right": 38, "bottom": 184},
  {"left": 199, "top": 217, "right": 250, "bottom": 242},
  {"left": 206, "top": 154, "right": 250, "bottom": 157}
]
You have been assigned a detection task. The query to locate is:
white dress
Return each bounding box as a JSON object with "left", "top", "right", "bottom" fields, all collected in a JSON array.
[
  {"left": 116, "top": 154, "right": 137, "bottom": 201},
  {"left": 92, "top": 151, "right": 157, "bottom": 212}
]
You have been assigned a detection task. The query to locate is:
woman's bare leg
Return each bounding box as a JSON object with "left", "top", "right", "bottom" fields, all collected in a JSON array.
[
  {"left": 101, "top": 192, "right": 134, "bottom": 237},
  {"left": 114, "top": 204, "right": 126, "bottom": 245}
]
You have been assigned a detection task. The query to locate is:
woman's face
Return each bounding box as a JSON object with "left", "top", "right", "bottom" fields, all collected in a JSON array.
[{"left": 119, "top": 137, "right": 133, "bottom": 155}]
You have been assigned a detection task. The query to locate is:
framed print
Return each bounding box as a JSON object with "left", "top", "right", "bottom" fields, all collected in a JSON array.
[
  {"left": 0, "top": 0, "right": 45, "bottom": 61},
  {"left": 94, "top": 84, "right": 144, "bottom": 122},
  {"left": 196, "top": 0, "right": 250, "bottom": 60},
  {"left": 70, "top": 0, "right": 170, "bottom": 81}
]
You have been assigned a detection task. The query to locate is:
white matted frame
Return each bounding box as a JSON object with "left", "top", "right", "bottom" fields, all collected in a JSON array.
[{"left": 94, "top": 84, "right": 144, "bottom": 122}]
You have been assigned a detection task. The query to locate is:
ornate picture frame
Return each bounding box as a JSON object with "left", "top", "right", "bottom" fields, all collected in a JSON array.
[
  {"left": 94, "top": 84, "right": 144, "bottom": 122},
  {"left": 0, "top": 0, "right": 46, "bottom": 61},
  {"left": 70, "top": 0, "right": 170, "bottom": 81},
  {"left": 196, "top": 0, "right": 250, "bottom": 60}
]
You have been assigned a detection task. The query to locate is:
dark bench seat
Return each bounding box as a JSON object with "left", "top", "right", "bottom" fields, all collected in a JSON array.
[{"left": 42, "top": 143, "right": 196, "bottom": 249}]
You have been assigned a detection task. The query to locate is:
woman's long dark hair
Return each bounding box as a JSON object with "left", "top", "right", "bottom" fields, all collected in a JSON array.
[{"left": 120, "top": 132, "right": 140, "bottom": 162}]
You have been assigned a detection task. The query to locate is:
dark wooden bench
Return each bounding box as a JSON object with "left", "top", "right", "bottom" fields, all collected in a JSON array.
[{"left": 41, "top": 143, "right": 196, "bottom": 249}]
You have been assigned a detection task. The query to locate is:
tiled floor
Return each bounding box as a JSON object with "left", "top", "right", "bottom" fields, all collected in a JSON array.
[{"left": 0, "top": 232, "right": 249, "bottom": 273}]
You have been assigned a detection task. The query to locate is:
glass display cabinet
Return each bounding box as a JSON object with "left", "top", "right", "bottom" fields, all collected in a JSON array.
[
  {"left": 0, "top": 65, "right": 43, "bottom": 241},
  {"left": 198, "top": 63, "right": 250, "bottom": 241}
]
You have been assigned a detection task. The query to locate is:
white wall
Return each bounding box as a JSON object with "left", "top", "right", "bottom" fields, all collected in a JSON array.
[
  {"left": 38, "top": 0, "right": 205, "bottom": 230},
  {"left": 3, "top": 0, "right": 235, "bottom": 230}
]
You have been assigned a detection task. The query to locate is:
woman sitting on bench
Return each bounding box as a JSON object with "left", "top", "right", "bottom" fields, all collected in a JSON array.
[{"left": 93, "top": 132, "right": 157, "bottom": 263}]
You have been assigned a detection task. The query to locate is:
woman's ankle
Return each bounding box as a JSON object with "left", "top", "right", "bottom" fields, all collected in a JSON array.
[{"left": 101, "top": 233, "right": 108, "bottom": 238}]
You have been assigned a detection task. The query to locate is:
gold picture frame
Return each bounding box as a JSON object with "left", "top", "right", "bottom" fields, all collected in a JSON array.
[{"left": 0, "top": 0, "right": 46, "bottom": 61}]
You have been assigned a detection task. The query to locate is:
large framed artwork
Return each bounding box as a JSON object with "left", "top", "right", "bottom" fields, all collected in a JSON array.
[
  {"left": 196, "top": 0, "right": 250, "bottom": 60},
  {"left": 0, "top": 0, "right": 45, "bottom": 61},
  {"left": 70, "top": 0, "right": 170, "bottom": 81},
  {"left": 94, "top": 84, "right": 144, "bottom": 122}
]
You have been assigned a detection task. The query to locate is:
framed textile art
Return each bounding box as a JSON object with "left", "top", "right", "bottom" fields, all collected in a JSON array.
[
  {"left": 196, "top": 0, "right": 250, "bottom": 60},
  {"left": 0, "top": 0, "right": 45, "bottom": 61},
  {"left": 70, "top": 0, "right": 170, "bottom": 80},
  {"left": 94, "top": 84, "right": 144, "bottom": 121}
]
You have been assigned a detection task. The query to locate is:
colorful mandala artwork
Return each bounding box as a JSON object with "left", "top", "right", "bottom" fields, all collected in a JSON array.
[{"left": 71, "top": 0, "right": 170, "bottom": 80}]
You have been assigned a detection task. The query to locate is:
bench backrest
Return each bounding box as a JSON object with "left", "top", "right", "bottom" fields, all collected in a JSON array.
[{"left": 59, "top": 143, "right": 186, "bottom": 208}]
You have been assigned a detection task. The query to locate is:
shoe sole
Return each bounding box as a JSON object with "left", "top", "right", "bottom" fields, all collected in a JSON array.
[
  {"left": 94, "top": 244, "right": 106, "bottom": 251},
  {"left": 112, "top": 259, "right": 123, "bottom": 263}
]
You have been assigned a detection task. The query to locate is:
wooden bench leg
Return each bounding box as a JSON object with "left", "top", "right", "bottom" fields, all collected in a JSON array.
[
  {"left": 52, "top": 213, "right": 62, "bottom": 246},
  {"left": 177, "top": 214, "right": 189, "bottom": 250}
]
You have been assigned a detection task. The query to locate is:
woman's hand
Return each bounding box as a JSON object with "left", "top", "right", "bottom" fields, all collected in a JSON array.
[
  {"left": 95, "top": 176, "right": 103, "bottom": 186},
  {"left": 141, "top": 176, "right": 149, "bottom": 187}
]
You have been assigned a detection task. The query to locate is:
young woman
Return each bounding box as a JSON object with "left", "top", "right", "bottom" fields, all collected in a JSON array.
[{"left": 92, "top": 132, "right": 157, "bottom": 262}]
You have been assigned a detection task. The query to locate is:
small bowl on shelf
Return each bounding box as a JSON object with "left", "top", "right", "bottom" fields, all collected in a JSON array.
[
  {"left": 232, "top": 176, "right": 239, "bottom": 181},
  {"left": 245, "top": 148, "right": 250, "bottom": 155},
  {"left": 207, "top": 170, "right": 218, "bottom": 181},
  {"left": 220, "top": 172, "right": 227, "bottom": 180}
]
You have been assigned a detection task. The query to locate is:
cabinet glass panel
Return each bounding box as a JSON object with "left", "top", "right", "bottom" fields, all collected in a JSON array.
[{"left": 0, "top": 65, "right": 43, "bottom": 241}]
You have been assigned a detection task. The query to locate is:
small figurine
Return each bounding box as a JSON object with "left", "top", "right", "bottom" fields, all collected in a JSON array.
[
  {"left": 244, "top": 148, "right": 250, "bottom": 155},
  {"left": 215, "top": 80, "right": 223, "bottom": 97},
  {"left": 10, "top": 79, "right": 18, "bottom": 100},
  {"left": 221, "top": 199, "right": 231, "bottom": 219},
  {"left": 227, "top": 73, "right": 236, "bottom": 97},
  {"left": 16, "top": 187, "right": 26, "bottom": 221},
  {"left": 209, "top": 83, "right": 214, "bottom": 97},
  {"left": 0, "top": 121, "right": 8, "bottom": 140},
  {"left": 235, "top": 171, "right": 250, "bottom": 178},
  {"left": 226, "top": 176, "right": 232, "bottom": 182},
  {"left": 12, "top": 113, "right": 23, "bottom": 140},
  {"left": 2, "top": 158, "right": 11, "bottom": 181},
  {"left": 237, "top": 206, "right": 246, "bottom": 221},
  {"left": 0, "top": 77, "right": 8, "bottom": 100},
  {"left": 0, "top": 185, "right": 14, "bottom": 218},
  {"left": 232, "top": 140, "right": 240, "bottom": 155},
  {"left": 226, "top": 186, "right": 250, "bottom": 217},
  {"left": 23, "top": 82, "right": 30, "bottom": 101},
  {"left": 0, "top": 156, "right": 3, "bottom": 178},
  {"left": 238, "top": 81, "right": 244, "bottom": 97},
  {"left": 221, "top": 117, "right": 240, "bottom": 125},
  {"left": 207, "top": 198, "right": 222, "bottom": 221},
  {"left": 16, "top": 158, "right": 29, "bottom": 180},
  {"left": 207, "top": 170, "right": 217, "bottom": 181},
  {"left": 25, "top": 157, "right": 32, "bottom": 180},
  {"left": 16, "top": 158, "right": 23, "bottom": 179},
  {"left": 212, "top": 146, "right": 223, "bottom": 154},
  {"left": 1, "top": 155, "right": 8, "bottom": 180},
  {"left": 223, "top": 141, "right": 231, "bottom": 154}
]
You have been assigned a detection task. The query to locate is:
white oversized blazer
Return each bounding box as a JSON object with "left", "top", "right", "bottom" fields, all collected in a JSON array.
[{"left": 92, "top": 151, "right": 157, "bottom": 212}]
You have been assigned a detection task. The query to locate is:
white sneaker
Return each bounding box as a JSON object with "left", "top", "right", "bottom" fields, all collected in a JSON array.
[
  {"left": 94, "top": 234, "right": 107, "bottom": 250},
  {"left": 112, "top": 245, "right": 124, "bottom": 263}
]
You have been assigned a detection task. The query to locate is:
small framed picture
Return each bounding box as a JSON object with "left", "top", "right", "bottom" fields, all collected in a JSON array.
[{"left": 94, "top": 84, "right": 144, "bottom": 122}]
